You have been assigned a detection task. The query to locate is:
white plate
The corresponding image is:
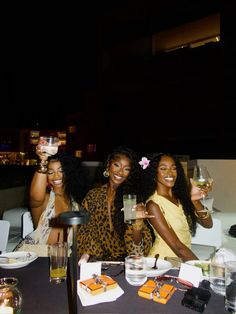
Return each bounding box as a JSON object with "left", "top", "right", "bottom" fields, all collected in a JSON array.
[
  {"left": 145, "top": 257, "right": 172, "bottom": 277},
  {"left": 185, "top": 260, "right": 211, "bottom": 278},
  {"left": 0, "top": 251, "right": 38, "bottom": 269}
]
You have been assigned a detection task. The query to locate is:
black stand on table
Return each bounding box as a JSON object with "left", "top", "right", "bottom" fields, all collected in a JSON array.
[{"left": 58, "top": 211, "right": 90, "bottom": 314}]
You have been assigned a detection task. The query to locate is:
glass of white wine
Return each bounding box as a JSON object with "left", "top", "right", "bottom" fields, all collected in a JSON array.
[{"left": 193, "top": 165, "right": 213, "bottom": 210}]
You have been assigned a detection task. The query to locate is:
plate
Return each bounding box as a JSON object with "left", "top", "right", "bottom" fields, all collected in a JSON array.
[
  {"left": 185, "top": 260, "right": 211, "bottom": 278},
  {"left": 0, "top": 251, "right": 38, "bottom": 269},
  {"left": 145, "top": 257, "right": 172, "bottom": 277}
]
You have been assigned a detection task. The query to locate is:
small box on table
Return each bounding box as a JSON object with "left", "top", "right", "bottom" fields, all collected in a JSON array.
[
  {"left": 79, "top": 275, "right": 117, "bottom": 295},
  {"left": 138, "top": 279, "right": 176, "bottom": 304}
]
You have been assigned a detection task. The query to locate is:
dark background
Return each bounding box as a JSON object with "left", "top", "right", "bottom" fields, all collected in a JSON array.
[{"left": 2, "top": 1, "right": 235, "bottom": 159}]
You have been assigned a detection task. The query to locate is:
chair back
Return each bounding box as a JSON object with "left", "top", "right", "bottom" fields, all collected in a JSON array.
[
  {"left": 2, "top": 207, "right": 30, "bottom": 252},
  {"left": 0, "top": 220, "right": 10, "bottom": 253},
  {"left": 191, "top": 217, "right": 222, "bottom": 249},
  {"left": 2, "top": 207, "right": 29, "bottom": 228},
  {"left": 22, "top": 211, "right": 34, "bottom": 239}
]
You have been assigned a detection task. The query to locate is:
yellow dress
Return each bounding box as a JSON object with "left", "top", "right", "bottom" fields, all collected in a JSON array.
[{"left": 148, "top": 192, "right": 191, "bottom": 259}]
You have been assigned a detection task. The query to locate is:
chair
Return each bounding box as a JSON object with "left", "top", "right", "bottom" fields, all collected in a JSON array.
[
  {"left": 2, "top": 207, "right": 29, "bottom": 251},
  {"left": 0, "top": 220, "right": 10, "bottom": 253},
  {"left": 22, "top": 211, "right": 34, "bottom": 239},
  {"left": 191, "top": 217, "right": 222, "bottom": 260}
]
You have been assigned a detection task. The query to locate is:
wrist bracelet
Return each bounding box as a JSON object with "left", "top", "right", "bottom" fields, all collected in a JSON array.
[
  {"left": 37, "top": 160, "right": 48, "bottom": 174},
  {"left": 194, "top": 209, "right": 210, "bottom": 220}
]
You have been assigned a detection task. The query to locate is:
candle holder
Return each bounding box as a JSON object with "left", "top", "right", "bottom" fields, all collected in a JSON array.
[
  {"left": 0, "top": 277, "right": 22, "bottom": 313},
  {"left": 58, "top": 210, "right": 90, "bottom": 314}
]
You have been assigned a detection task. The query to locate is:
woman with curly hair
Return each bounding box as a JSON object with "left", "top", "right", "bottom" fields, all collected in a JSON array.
[
  {"left": 141, "top": 153, "right": 213, "bottom": 262},
  {"left": 77, "top": 146, "right": 153, "bottom": 262},
  {"left": 17, "top": 139, "right": 87, "bottom": 249}
]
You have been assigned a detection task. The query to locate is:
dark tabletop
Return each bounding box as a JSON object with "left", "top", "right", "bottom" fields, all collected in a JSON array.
[{"left": 0, "top": 257, "right": 227, "bottom": 314}]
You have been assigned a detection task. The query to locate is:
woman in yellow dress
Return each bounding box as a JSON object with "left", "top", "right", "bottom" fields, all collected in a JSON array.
[{"left": 141, "top": 153, "right": 213, "bottom": 262}]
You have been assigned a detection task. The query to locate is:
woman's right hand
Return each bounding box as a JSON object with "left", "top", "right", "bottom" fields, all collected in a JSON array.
[{"left": 36, "top": 137, "right": 49, "bottom": 161}]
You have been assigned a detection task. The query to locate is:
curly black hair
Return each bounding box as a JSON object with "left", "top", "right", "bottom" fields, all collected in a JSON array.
[
  {"left": 102, "top": 146, "right": 143, "bottom": 238},
  {"left": 48, "top": 152, "right": 88, "bottom": 206},
  {"left": 141, "top": 153, "right": 197, "bottom": 235}
]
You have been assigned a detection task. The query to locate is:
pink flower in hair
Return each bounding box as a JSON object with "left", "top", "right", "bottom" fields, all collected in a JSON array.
[{"left": 139, "top": 157, "right": 150, "bottom": 170}]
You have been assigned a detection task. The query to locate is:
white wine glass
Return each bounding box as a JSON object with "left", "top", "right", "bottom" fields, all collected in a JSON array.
[{"left": 193, "top": 164, "right": 213, "bottom": 211}]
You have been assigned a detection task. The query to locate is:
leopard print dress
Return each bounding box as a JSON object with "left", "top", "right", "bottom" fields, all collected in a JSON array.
[{"left": 77, "top": 184, "right": 152, "bottom": 261}]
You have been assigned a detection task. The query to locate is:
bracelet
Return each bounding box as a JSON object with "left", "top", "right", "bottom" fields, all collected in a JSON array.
[
  {"left": 194, "top": 209, "right": 210, "bottom": 220},
  {"left": 37, "top": 160, "right": 48, "bottom": 174}
]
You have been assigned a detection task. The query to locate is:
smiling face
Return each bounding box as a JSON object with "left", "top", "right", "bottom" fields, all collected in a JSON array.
[
  {"left": 156, "top": 155, "right": 177, "bottom": 188},
  {"left": 47, "top": 160, "right": 64, "bottom": 192},
  {"left": 108, "top": 153, "right": 132, "bottom": 188}
]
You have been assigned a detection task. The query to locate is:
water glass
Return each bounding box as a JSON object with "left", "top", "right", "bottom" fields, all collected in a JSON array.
[
  {"left": 123, "top": 194, "right": 137, "bottom": 224},
  {"left": 210, "top": 253, "right": 225, "bottom": 296},
  {"left": 125, "top": 255, "right": 147, "bottom": 286},
  {"left": 49, "top": 242, "right": 68, "bottom": 284},
  {"left": 225, "top": 260, "right": 236, "bottom": 313}
]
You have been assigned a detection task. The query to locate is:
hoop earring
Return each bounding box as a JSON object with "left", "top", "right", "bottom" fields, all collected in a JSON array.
[{"left": 103, "top": 169, "right": 109, "bottom": 178}]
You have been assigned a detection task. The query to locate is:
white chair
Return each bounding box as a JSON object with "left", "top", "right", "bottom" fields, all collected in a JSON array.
[
  {"left": 191, "top": 217, "right": 222, "bottom": 260},
  {"left": 2, "top": 207, "right": 29, "bottom": 251},
  {"left": 0, "top": 220, "right": 10, "bottom": 253},
  {"left": 22, "top": 211, "right": 34, "bottom": 239}
]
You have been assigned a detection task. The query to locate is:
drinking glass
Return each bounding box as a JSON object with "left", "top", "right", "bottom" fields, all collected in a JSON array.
[
  {"left": 40, "top": 136, "right": 59, "bottom": 156},
  {"left": 123, "top": 194, "right": 137, "bottom": 224},
  {"left": 49, "top": 242, "right": 68, "bottom": 284},
  {"left": 193, "top": 164, "right": 213, "bottom": 210},
  {"left": 125, "top": 255, "right": 147, "bottom": 286},
  {"left": 210, "top": 253, "right": 225, "bottom": 296},
  {"left": 225, "top": 260, "right": 236, "bottom": 313}
]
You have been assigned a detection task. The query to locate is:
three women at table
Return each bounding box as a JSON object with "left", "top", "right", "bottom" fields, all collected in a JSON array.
[
  {"left": 77, "top": 146, "right": 153, "bottom": 262},
  {"left": 141, "top": 153, "right": 213, "bottom": 262}
]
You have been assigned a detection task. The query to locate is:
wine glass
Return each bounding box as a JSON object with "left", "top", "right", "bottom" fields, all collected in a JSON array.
[{"left": 193, "top": 164, "right": 213, "bottom": 210}]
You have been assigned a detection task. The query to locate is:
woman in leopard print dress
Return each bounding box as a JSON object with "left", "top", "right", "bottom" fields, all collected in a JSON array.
[{"left": 77, "top": 147, "right": 153, "bottom": 262}]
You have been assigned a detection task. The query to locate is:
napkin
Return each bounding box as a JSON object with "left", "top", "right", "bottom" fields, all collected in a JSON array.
[
  {"left": 179, "top": 263, "right": 202, "bottom": 287},
  {"left": 80, "top": 262, "right": 101, "bottom": 280},
  {"left": 77, "top": 280, "right": 124, "bottom": 306}
]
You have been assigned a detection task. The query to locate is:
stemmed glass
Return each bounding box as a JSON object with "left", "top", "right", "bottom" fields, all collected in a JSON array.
[{"left": 193, "top": 165, "right": 213, "bottom": 211}]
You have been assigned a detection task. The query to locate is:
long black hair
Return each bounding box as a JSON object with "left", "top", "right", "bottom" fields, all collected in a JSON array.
[
  {"left": 48, "top": 152, "right": 88, "bottom": 205},
  {"left": 102, "top": 146, "right": 143, "bottom": 237},
  {"left": 141, "top": 152, "right": 197, "bottom": 235}
]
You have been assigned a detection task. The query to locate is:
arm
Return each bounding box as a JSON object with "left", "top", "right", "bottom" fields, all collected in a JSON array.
[
  {"left": 147, "top": 200, "right": 198, "bottom": 262},
  {"left": 30, "top": 171, "right": 49, "bottom": 227},
  {"left": 132, "top": 203, "right": 154, "bottom": 245},
  {"left": 192, "top": 199, "right": 213, "bottom": 228},
  {"left": 29, "top": 143, "right": 49, "bottom": 226},
  {"left": 190, "top": 178, "right": 213, "bottom": 228}
]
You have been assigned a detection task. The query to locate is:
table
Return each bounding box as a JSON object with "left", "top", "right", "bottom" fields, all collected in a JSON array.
[{"left": 0, "top": 258, "right": 227, "bottom": 314}]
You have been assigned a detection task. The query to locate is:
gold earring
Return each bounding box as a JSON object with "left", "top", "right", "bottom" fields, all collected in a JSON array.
[{"left": 103, "top": 169, "right": 109, "bottom": 178}]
